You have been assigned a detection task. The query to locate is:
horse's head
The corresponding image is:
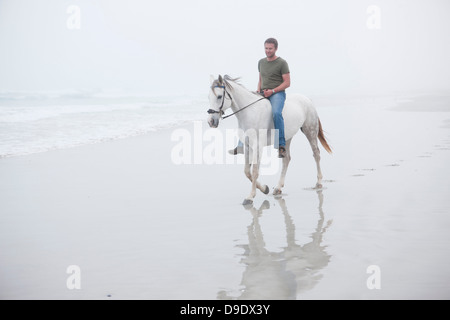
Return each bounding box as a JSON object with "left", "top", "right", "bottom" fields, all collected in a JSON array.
[{"left": 207, "top": 75, "right": 233, "bottom": 128}]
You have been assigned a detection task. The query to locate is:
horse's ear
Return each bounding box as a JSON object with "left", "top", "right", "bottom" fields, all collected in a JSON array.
[
  {"left": 210, "top": 75, "right": 215, "bottom": 84},
  {"left": 218, "top": 75, "right": 223, "bottom": 85}
]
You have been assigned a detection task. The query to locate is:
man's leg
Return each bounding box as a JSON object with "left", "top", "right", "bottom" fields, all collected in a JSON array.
[
  {"left": 228, "top": 140, "right": 244, "bottom": 155},
  {"left": 269, "top": 91, "right": 286, "bottom": 156}
]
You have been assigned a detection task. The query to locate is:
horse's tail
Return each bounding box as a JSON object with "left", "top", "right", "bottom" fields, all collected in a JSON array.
[{"left": 318, "top": 118, "right": 332, "bottom": 154}]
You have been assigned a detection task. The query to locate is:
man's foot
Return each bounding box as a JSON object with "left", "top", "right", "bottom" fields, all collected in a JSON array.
[
  {"left": 228, "top": 146, "right": 244, "bottom": 155},
  {"left": 278, "top": 146, "right": 286, "bottom": 158}
]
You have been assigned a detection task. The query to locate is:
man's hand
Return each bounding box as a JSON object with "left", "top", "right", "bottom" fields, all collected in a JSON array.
[{"left": 263, "top": 89, "right": 273, "bottom": 98}]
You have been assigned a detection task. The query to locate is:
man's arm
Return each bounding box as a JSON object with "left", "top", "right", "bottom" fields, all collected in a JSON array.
[
  {"left": 274, "top": 73, "right": 290, "bottom": 92},
  {"left": 257, "top": 72, "right": 262, "bottom": 92},
  {"left": 263, "top": 73, "right": 290, "bottom": 97}
]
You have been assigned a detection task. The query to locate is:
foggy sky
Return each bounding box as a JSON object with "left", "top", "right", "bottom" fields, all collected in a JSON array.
[{"left": 0, "top": 0, "right": 449, "bottom": 96}]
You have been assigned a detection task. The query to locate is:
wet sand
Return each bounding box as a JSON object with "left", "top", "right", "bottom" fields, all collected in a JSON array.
[{"left": 0, "top": 94, "right": 449, "bottom": 299}]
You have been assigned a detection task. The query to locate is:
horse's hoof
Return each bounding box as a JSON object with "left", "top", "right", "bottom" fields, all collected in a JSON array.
[
  {"left": 242, "top": 199, "right": 253, "bottom": 206},
  {"left": 263, "top": 185, "right": 270, "bottom": 195},
  {"left": 261, "top": 200, "right": 270, "bottom": 210},
  {"left": 273, "top": 188, "right": 282, "bottom": 195}
]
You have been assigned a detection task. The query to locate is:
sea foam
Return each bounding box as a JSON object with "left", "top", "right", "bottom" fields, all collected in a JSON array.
[{"left": 0, "top": 90, "right": 207, "bottom": 157}]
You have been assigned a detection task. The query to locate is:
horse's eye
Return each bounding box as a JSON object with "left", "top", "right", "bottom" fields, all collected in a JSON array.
[{"left": 217, "top": 95, "right": 223, "bottom": 100}]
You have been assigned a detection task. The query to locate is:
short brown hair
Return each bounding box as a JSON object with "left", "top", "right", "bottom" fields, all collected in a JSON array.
[{"left": 264, "top": 38, "right": 278, "bottom": 49}]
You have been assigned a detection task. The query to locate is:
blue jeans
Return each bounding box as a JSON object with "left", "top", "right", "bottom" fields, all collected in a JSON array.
[
  {"left": 269, "top": 91, "right": 286, "bottom": 148},
  {"left": 236, "top": 91, "right": 286, "bottom": 149}
]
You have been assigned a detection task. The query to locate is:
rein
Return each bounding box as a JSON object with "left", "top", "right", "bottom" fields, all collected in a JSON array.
[
  {"left": 222, "top": 97, "right": 266, "bottom": 119},
  {"left": 207, "top": 85, "right": 266, "bottom": 120}
]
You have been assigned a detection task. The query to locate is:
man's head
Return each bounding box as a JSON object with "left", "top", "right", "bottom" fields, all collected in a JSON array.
[{"left": 264, "top": 38, "right": 278, "bottom": 59}]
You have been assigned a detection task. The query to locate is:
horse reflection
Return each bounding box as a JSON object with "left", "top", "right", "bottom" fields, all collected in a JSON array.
[{"left": 218, "top": 190, "right": 332, "bottom": 300}]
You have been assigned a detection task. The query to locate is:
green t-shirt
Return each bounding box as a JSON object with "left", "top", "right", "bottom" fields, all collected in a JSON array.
[{"left": 258, "top": 57, "right": 290, "bottom": 90}]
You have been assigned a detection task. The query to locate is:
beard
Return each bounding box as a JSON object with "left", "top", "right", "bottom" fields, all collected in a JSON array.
[{"left": 266, "top": 51, "right": 276, "bottom": 59}]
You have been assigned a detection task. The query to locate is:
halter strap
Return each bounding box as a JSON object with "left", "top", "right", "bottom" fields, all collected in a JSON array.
[{"left": 207, "top": 85, "right": 232, "bottom": 116}]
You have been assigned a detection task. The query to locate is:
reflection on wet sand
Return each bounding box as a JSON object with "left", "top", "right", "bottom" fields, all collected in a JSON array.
[{"left": 218, "top": 190, "right": 332, "bottom": 300}]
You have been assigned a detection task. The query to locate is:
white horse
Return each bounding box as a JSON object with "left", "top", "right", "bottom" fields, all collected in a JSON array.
[{"left": 207, "top": 75, "right": 332, "bottom": 205}]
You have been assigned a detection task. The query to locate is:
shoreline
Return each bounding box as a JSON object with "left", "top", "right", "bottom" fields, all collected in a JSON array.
[{"left": 2, "top": 91, "right": 449, "bottom": 160}]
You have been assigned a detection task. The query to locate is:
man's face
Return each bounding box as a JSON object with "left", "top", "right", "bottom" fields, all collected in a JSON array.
[{"left": 265, "top": 43, "right": 277, "bottom": 59}]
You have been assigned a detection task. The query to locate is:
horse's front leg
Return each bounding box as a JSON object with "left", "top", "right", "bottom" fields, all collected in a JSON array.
[
  {"left": 274, "top": 139, "right": 292, "bottom": 195},
  {"left": 243, "top": 145, "right": 269, "bottom": 205},
  {"left": 243, "top": 161, "right": 260, "bottom": 205}
]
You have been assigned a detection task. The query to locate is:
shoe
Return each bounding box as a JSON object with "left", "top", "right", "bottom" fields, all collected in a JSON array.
[
  {"left": 228, "top": 146, "right": 244, "bottom": 155},
  {"left": 278, "top": 146, "right": 286, "bottom": 158}
]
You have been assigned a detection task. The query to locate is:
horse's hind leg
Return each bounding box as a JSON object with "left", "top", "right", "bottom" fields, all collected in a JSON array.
[
  {"left": 274, "top": 138, "right": 292, "bottom": 195},
  {"left": 303, "top": 124, "right": 323, "bottom": 188}
]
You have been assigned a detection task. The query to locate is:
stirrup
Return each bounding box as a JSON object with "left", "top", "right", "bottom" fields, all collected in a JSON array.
[
  {"left": 228, "top": 146, "right": 244, "bottom": 155},
  {"left": 278, "top": 146, "right": 286, "bottom": 158}
]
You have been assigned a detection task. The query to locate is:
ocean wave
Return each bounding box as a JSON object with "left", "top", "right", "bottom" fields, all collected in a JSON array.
[{"left": 0, "top": 92, "right": 207, "bottom": 158}]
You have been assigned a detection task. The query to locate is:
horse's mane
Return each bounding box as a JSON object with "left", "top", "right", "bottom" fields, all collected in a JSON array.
[
  {"left": 211, "top": 75, "right": 240, "bottom": 91},
  {"left": 223, "top": 75, "right": 241, "bottom": 87}
]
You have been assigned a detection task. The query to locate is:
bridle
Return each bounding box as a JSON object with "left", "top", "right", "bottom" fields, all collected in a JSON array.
[
  {"left": 207, "top": 85, "right": 266, "bottom": 120},
  {"left": 207, "top": 85, "right": 232, "bottom": 117}
]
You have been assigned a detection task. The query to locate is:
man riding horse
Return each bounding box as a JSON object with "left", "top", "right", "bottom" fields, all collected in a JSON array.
[{"left": 229, "top": 38, "right": 291, "bottom": 158}]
